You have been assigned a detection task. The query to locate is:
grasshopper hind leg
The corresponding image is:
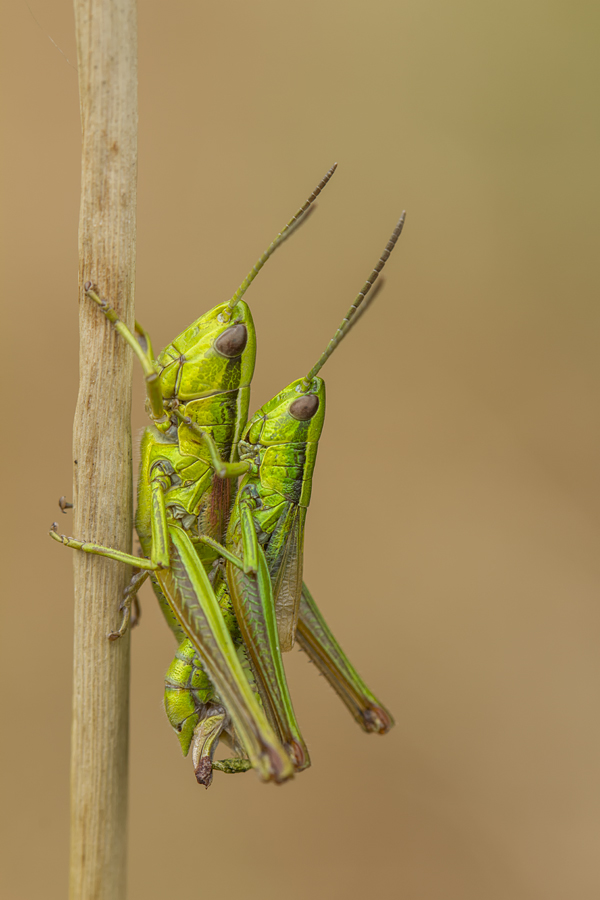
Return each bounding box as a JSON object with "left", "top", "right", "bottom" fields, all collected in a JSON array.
[{"left": 297, "top": 583, "right": 394, "bottom": 735}]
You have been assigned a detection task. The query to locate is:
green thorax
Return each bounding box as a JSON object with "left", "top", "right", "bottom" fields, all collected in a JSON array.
[
  {"left": 136, "top": 430, "right": 233, "bottom": 572},
  {"left": 153, "top": 300, "right": 256, "bottom": 463},
  {"left": 239, "top": 375, "right": 326, "bottom": 514},
  {"left": 135, "top": 300, "right": 257, "bottom": 561}
]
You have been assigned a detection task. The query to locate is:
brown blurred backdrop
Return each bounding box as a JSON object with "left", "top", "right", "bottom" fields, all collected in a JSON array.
[{"left": 2, "top": 2, "right": 600, "bottom": 898}]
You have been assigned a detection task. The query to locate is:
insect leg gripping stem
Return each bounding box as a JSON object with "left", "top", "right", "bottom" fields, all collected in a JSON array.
[
  {"left": 109, "top": 569, "right": 151, "bottom": 641},
  {"left": 84, "top": 283, "right": 165, "bottom": 422}
]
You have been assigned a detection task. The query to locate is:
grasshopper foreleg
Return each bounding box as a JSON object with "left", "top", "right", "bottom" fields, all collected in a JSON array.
[
  {"left": 171, "top": 409, "right": 256, "bottom": 479},
  {"left": 194, "top": 534, "right": 245, "bottom": 572},
  {"left": 84, "top": 284, "right": 165, "bottom": 423}
]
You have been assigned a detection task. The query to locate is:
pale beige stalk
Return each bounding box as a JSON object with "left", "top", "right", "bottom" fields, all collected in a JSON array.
[{"left": 71, "top": 2, "right": 137, "bottom": 898}]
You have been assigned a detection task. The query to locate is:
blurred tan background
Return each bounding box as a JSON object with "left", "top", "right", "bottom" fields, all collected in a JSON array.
[{"left": 2, "top": 1, "right": 600, "bottom": 898}]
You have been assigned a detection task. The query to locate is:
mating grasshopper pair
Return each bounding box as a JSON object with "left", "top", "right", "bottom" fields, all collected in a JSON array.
[{"left": 51, "top": 165, "right": 402, "bottom": 786}]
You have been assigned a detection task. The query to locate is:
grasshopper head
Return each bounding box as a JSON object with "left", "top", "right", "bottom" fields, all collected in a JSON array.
[
  {"left": 244, "top": 376, "right": 326, "bottom": 447},
  {"left": 155, "top": 300, "right": 256, "bottom": 403},
  {"left": 153, "top": 166, "right": 341, "bottom": 410}
]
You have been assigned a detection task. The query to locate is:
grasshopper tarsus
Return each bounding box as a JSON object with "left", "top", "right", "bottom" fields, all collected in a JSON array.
[
  {"left": 110, "top": 570, "right": 149, "bottom": 640},
  {"left": 287, "top": 739, "right": 309, "bottom": 771},
  {"left": 84, "top": 280, "right": 92, "bottom": 291},
  {"left": 108, "top": 605, "right": 130, "bottom": 642},
  {"left": 130, "top": 595, "right": 141, "bottom": 629},
  {"left": 363, "top": 706, "right": 394, "bottom": 735}
]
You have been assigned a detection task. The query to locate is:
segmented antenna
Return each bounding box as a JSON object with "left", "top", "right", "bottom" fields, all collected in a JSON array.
[
  {"left": 329, "top": 277, "right": 384, "bottom": 342},
  {"left": 228, "top": 163, "right": 338, "bottom": 311},
  {"left": 302, "top": 211, "right": 406, "bottom": 387}
]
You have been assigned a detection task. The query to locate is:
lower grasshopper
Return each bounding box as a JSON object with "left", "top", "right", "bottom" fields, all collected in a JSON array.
[
  {"left": 174, "top": 213, "right": 404, "bottom": 775},
  {"left": 51, "top": 167, "right": 337, "bottom": 784}
]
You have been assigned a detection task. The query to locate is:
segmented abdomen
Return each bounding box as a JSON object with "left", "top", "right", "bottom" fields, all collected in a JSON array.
[{"left": 164, "top": 638, "right": 215, "bottom": 755}]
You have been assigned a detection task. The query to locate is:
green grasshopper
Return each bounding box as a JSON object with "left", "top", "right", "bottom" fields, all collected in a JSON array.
[
  {"left": 53, "top": 168, "right": 400, "bottom": 786},
  {"left": 174, "top": 213, "right": 404, "bottom": 775},
  {"left": 51, "top": 166, "right": 338, "bottom": 784}
]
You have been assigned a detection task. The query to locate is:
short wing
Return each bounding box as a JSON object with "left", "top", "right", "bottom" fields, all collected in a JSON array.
[
  {"left": 227, "top": 520, "right": 310, "bottom": 771},
  {"left": 266, "top": 505, "right": 307, "bottom": 652}
]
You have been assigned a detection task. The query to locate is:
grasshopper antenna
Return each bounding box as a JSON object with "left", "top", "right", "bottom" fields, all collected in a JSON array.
[
  {"left": 334, "top": 276, "right": 385, "bottom": 341},
  {"left": 228, "top": 163, "right": 338, "bottom": 311},
  {"left": 302, "top": 211, "right": 406, "bottom": 387}
]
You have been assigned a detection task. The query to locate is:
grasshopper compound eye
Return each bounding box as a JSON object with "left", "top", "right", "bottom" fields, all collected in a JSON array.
[
  {"left": 215, "top": 324, "right": 248, "bottom": 358},
  {"left": 289, "top": 394, "right": 319, "bottom": 420}
]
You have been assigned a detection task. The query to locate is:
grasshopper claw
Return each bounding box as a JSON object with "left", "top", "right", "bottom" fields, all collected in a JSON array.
[
  {"left": 130, "top": 595, "right": 141, "bottom": 629},
  {"left": 363, "top": 706, "right": 394, "bottom": 735},
  {"left": 287, "top": 739, "right": 309, "bottom": 770},
  {"left": 59, "top": 496, "right": 73, "bottom": 514},
  {"left": 109, "top": 569, "right": 149, "bottom": 640},
  {"left": 108, "top": 606, "right": 130, "bottom": 641}
]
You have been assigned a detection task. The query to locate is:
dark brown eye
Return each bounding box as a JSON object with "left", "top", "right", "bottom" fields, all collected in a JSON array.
[
  {"left": 289, "top": 394, "right": 319, "bottom": 420},
  {"left": 215, "top": 324, "right": 247, "bottom": 358}
]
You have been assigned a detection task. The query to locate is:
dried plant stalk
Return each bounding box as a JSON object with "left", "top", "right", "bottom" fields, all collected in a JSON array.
[{"left": 70, "top": 1, "right": 137, "bottom": 898}]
